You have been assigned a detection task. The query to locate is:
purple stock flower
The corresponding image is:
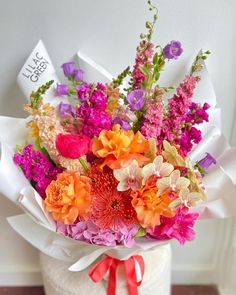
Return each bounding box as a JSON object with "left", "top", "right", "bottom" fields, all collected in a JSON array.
[
  {"left": 126, "top": 89, "right": 145, "bottom": 111},
  {"left": 112, "top": 117, "right": 130, "bottom": 131},
  {"left": 74, "top": 68, "right": 84, "bottom": 81},
  {"left": 56, "top": 84, "right": 69, "bottom": 96},
  {"left": 58, "top": 102, "right": 75, "bottom": 117},
  {"left": 163, "top": 40, "right": 183, "bottom": 60},
  {"left": 61, "top": 61, "right": 75, "bottom": 77},
  {"left": 198, "top": 153, "right": 216, "bottom": 173}
]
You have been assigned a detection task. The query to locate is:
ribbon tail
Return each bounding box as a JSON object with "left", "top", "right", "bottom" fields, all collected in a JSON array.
[
  {"left": 124, "top": 258, "right": 139, "bottom": 295},
  {"left": 89, "top": 256, "right": 113, "bottom": 283},
  {"left": 107, "top": 260, "right": 119, "bottom": 295}
]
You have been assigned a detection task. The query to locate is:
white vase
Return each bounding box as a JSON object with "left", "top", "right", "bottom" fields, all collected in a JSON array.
[{"left": 40, "top": 243, "right": 171, "bottom": 295}]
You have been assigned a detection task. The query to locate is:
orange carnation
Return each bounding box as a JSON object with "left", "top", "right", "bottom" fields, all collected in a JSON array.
[
  {"left": 131, "top": 177, "right": 175, "bottom": 229},
  {"left": 92, "top": 124, "right": 150, "bottom": 169},
  {"left": 44, "top": 171, "right": 91, "bottom": 224}
]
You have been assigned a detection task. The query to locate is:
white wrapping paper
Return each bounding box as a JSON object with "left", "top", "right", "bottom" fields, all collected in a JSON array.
[
  {"left": 17, "top": 40, "right": 66, "bottom": 106},
  {"left": 1, "top": 41, "right": 236, "bottom": 272}
]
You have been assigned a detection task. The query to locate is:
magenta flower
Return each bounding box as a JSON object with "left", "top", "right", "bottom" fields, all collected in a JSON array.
[
  {"left": 112, "top": 117, "right": 130, "bottom": 131},
  {"left": 76, "top": 84, "right": 91, "bottom": 101},
  {"left": 163, "top": 40, "right": 183, "bottom": 60},
  {"left": 126, "top": 89, "right": 145, "bottom": 111},
  {"left": 89, "top": 89, "right": 107, "bottom": 110},
  {"left": 56, "top": 84, "right": 69, "bottom": 96},
  {"left": 13, "top": 145, "right": 61, "bottom": 199},
  {"left": 61, "top": 61, "right": 75, "bottom": 77},
  {"left": 74, "top": 68, "right": 84, "bottom": 81},
  {"left": 77, "top": 103, "right": 112, "bottom": 137},
  {"left": 148, "top": 208, "right": 199, "bottom": 245}
]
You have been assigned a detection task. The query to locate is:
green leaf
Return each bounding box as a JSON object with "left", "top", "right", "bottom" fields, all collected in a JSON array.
[
  {"left": 153, "top": 52, "right": 158, "bottom": 65},
  {"left": 135, "top": 227, "right": 147, "bottom": 239}
]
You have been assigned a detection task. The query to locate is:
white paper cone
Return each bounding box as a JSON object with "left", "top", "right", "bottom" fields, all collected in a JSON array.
[{"left": 17, "top": 40, "right": 59, "bottom": 101}]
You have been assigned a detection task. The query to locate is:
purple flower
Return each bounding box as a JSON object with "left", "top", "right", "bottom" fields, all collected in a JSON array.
[
  {"left": 126, "top": 89, "right": 145, "bottom": 111},
  {"left": 61, "top": 61, "right": 75, "bottom": 77},
  {"left": 116, "top": 225, "right": 139, "bottom": 248},
  {"left": 74, "top": 69, "right": 84, "bottom": 81},
  {"left": 113, "top": 117, "right": 130, "bottom": 131},
  {"left": 57, "top": 220, "right": 139, "bottom": 247},
  {"left": 163, "top": 40, "right": 183, "bottom": 60},
  {"left": 58, "top": 102, "right": 75, "bottom": 117},
  {"left": 56, "top": 84, "right": 69, "bottom": 96},
  {"left": 198, "top": 153, "right": 216, "bottom": 172}
]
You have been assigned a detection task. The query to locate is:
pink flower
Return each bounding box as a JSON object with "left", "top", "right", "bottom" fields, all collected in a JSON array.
[
  {"left": 56, "top": 133, "right": 91, "bottom": 159},
  {"left": 57, "top": 221, "right": 139, "bottom": 247},
  {"left": 131, "top": 40, "right": 154, "bottom": 89},
  {"left": 141, "top": 99, "right": 163, "bottom": 141},
  {"left": 148, "top": 207, "right": 199, "bottom": 245},
  {"left": 161, "top": 76, "right": 197, "bottom": 143}
]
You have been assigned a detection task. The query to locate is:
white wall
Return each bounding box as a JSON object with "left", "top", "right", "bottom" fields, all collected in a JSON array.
[{"left": 0, "top": 0, "right": 236, "bottom": 287}]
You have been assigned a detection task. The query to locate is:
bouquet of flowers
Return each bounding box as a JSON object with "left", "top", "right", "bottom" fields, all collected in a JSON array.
[{"left": 1, "top": 1, "right": 236, "bottom": 294}]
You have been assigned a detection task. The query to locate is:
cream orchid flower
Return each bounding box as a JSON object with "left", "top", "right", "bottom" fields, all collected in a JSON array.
[
  {"left": 186, "top": 158, "right": 207, "bottom": 201},
  {"left": 162, "top": 140, "right": 186, "bottom": 167},
  {"left": 113, "top": 160, "right": 142, "bottom": 191},
  {"left": 157, "top": 170, "right": 190, "bottom": 196},
  {"left": 142, "top": 155, "right": 174, "bottom": 184},
  {"left": 169, "top": 188, "right": 203, "bottom": 209}
]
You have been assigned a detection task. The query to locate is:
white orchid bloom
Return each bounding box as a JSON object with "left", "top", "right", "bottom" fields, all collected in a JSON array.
[
  {"left": 162, "top": 140, "right": 186, "bottom": 167},
  {"left": 113, "top": 160, "right": 142, "bottom": 191},
  {"left": 169, "top": 188, "right": 203, "bottom": 209},
  {"left": 142, "top": 155, "right": 174, "bottom": 184},
  {"left": 157, "top": 170, "right": 190, "bottom": 196}
]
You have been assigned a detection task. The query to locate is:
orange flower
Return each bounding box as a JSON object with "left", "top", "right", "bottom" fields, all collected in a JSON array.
[
  {"left": 131, "top": 177, "right": 175, "bottom": 229},
  {"left": 44, "top": 171, "right": 91, "bottom": 224},
  {"left": 105, "top": 84, "right": 120, "bottom": 115},
  {"left": 92, "top": 124, "right": 150, "bottom": 169},
  {"left": 89, "top": 163, "right": 137, "bottom": 230}
]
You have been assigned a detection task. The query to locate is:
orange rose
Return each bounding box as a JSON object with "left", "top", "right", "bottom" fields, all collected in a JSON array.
[
  {"left": 131, "top": 177, "right": 175, "bottom": 229},
  {"left": 44, "top": 171, "right": 91, "bottom": 224},
  {"left": 92, "top": 124, "right": 150, "bottom": 169}
]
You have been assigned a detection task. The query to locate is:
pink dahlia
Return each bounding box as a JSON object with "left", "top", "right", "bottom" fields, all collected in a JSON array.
[{"left": 148, "top": 207, "right": 199, "bottom": 245}]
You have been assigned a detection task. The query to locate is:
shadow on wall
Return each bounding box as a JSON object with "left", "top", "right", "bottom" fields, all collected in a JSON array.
[{"left": 0, "top": 81, "right": 26, "bottom": 118}]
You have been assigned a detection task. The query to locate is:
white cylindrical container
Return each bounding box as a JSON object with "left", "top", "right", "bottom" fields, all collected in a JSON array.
[{"left": 40, "top": 243, "right": 171, "bottom": 295}]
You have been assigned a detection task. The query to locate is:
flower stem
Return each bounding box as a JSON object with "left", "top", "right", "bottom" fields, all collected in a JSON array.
[{"left": 79, "top": 157, "right": 89, "bottom": 172}]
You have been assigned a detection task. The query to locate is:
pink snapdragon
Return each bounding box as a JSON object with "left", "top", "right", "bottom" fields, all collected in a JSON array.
[
  {"left": 141, "top": 99, "right": 163, "bottom": 141},
  {"left": 131, "top": 40, "right": 154, "bottom": 89},
  {"left": 161, "top": 75, "right": 197, "bottom": 143}
]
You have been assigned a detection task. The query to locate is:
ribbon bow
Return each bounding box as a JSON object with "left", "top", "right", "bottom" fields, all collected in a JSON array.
[{"left": 89, "top": 255, "right": 145, "bottom": 295}]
